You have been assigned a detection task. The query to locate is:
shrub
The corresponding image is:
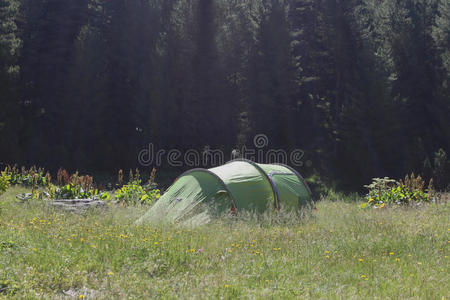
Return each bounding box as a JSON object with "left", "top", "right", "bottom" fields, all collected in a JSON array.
[
  {"left": 0, "top": 169, "right": 10, "bottom": 195},
  {"left": 42, "top": 169, "right": 108, "bottom": 200},
  {"left": 362, "top": 173, "right": 434, "bottom": 208},
  {"left": 115, "top": 169, "right": 160, "bottom": 205},
  {"left": 5, "top": 165, "right": 50, "bottom": 188}
]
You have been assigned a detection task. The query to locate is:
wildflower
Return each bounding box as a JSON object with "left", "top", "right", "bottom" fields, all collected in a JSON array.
[
  {"left": 359, "top": 258, "right": 364, "bottom": 262},
  {"left": 325, "top": 256, "right": 330, "bottom": 259},
  {"left": 154, "top": 242, "right": 158, "bottom": 245},
  {"left": 224, "top": 284, "right": 230, "bottom": 288},
  {"left": 395, "top": 258, "right": 400, "bottom": 262},
  {"left": 361, "top": 275, "right": 366, "bottom": 278},
  {"left": 324, "top": 250, "right": 330, "bottom": 254},
  {"left": 32, "top": 248, "right": 37, "bottom": 252},
  {"left": 389, "top": 252, "right": 394, "bottom": 255},
  {"left": 79, "top": 295, "right": 85, "bottom": 299},
  {"left": 417, "top": 262, "right": 422, "bottom": 265},
  {"left": 273, "top": 247, "right": 281, "bottom": 251},
  {"left": 250, "top": 244, "right": 254, "bottom": 247},
  {"left": 80, "top": 238, "right": 85, "bottom": 243},
  {"left": 265, "top": 280, "right": 270, "bottom": 283}
]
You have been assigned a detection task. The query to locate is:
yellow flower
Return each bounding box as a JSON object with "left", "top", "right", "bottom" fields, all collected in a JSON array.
[
  {"left": 79, "top": 295, "right": 85, "bottom": 299},
  {"left": 273, "top": 247, "right": 281, "bottom": 251},
  {"left": 325, "top": 255, "right": 330, "bottom": 259},
  {"left": 361, "top": 275, "right": 366, "bottom": 278},
  {"left": 417, "top": 262, "right": 422, "bottom": 265},
  {"left": 359, "top": 258, "right": 364, "bottom": 262},
  {"left": 324, "top": 250, "right": 330, "bottom": 254},
  {"left": 265, "top": 280, "right": 270, "bottom": 283},
  {"left": 154, "top": 242, "right": 158, "bottom": 245},
  {"left": 108, "top": 271, "right": 114, "bottom": 276},
  {"left": 224, "top": 284, "right": 230, "bottom": 288},
  {"left": 389, "top": 252, "right": 394, "bottom": 255},
  {"left": 395, "top": 258, "right": 400, "bottom": 262}
]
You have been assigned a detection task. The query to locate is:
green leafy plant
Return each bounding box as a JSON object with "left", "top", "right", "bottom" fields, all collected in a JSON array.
[
  {"left": 0, "top": 169, "right": 10, "bottom": 195},
  {"left": 42, "top": 169, "right": 107, "bottom": 200},
  {"left": 115, "top": 168, "right": 160, "bottom": 205},
  {"left": 5, "top": 165, "right": 50, "bottom": 188},
  {"left": 362, "top": 173, "right": 434, "bottom": 208}
]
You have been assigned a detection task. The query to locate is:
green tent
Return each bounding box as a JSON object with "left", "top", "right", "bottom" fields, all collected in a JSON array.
[{"left": 137, "top": 159, "right": 312, "bottom": 225}]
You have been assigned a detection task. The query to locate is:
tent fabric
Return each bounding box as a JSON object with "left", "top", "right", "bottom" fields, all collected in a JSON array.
[{"left": 137, "top": 159, "right": 312, "bottom": 225}]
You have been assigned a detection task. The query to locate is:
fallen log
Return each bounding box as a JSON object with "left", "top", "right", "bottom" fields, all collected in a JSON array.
[{"left": 51, "top": 199, "right": 106, "bottom": 210}]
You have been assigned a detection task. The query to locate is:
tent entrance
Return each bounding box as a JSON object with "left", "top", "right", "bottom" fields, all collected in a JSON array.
[{"left": 269, "top": 172, "right": 310, "bottom": 210}]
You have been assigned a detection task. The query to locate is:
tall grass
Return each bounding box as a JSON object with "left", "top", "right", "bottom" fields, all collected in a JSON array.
[{"left": 0, "top": 187, "right": 448, "bottom": 299}]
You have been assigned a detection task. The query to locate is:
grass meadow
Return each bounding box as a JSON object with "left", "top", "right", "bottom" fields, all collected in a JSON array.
[{"left": 0, "top": 187, "right": 448, "bottom": 299}]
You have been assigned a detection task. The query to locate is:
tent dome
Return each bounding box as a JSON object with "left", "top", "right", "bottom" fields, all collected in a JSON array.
[{"left": 137, "top": 159, "right": 312, "bottom": 225}]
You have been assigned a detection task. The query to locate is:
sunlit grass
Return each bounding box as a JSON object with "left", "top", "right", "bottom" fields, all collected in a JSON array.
[{"left": 0, "top": 187, "right": 448, "bottom": 299}]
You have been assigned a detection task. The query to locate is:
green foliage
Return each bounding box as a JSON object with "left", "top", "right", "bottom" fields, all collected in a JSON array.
[
  {"left": 5, "top": 165, "right": 50, "bottom": 188},
  {"left": 115, "top": 169, "right": 160, "bottom": 205},
  {"left": 0, "top": 169, "right": 10, "bottom": 195},
  {"left": 49, "top": 183, "right": 96, "bottom": 200},
  {"left": 0, "top": 279, "right": 19, "bottom": 296},
  {"left": 41, "top": 169, "right": 108, "bottom": 200},
  {"left": 115, "top": 180, "right": 160, "bottom": 205},
  {"left": 0, "top": 0, "right": 449, "bottom": 190},
  {"left": 362, "top": 174, "right": 434, "bottom": 208}
]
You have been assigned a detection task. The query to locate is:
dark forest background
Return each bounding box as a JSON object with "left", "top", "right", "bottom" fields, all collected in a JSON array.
[{"left": 0, "top": 0, "right": 449, "bottom": 190}]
